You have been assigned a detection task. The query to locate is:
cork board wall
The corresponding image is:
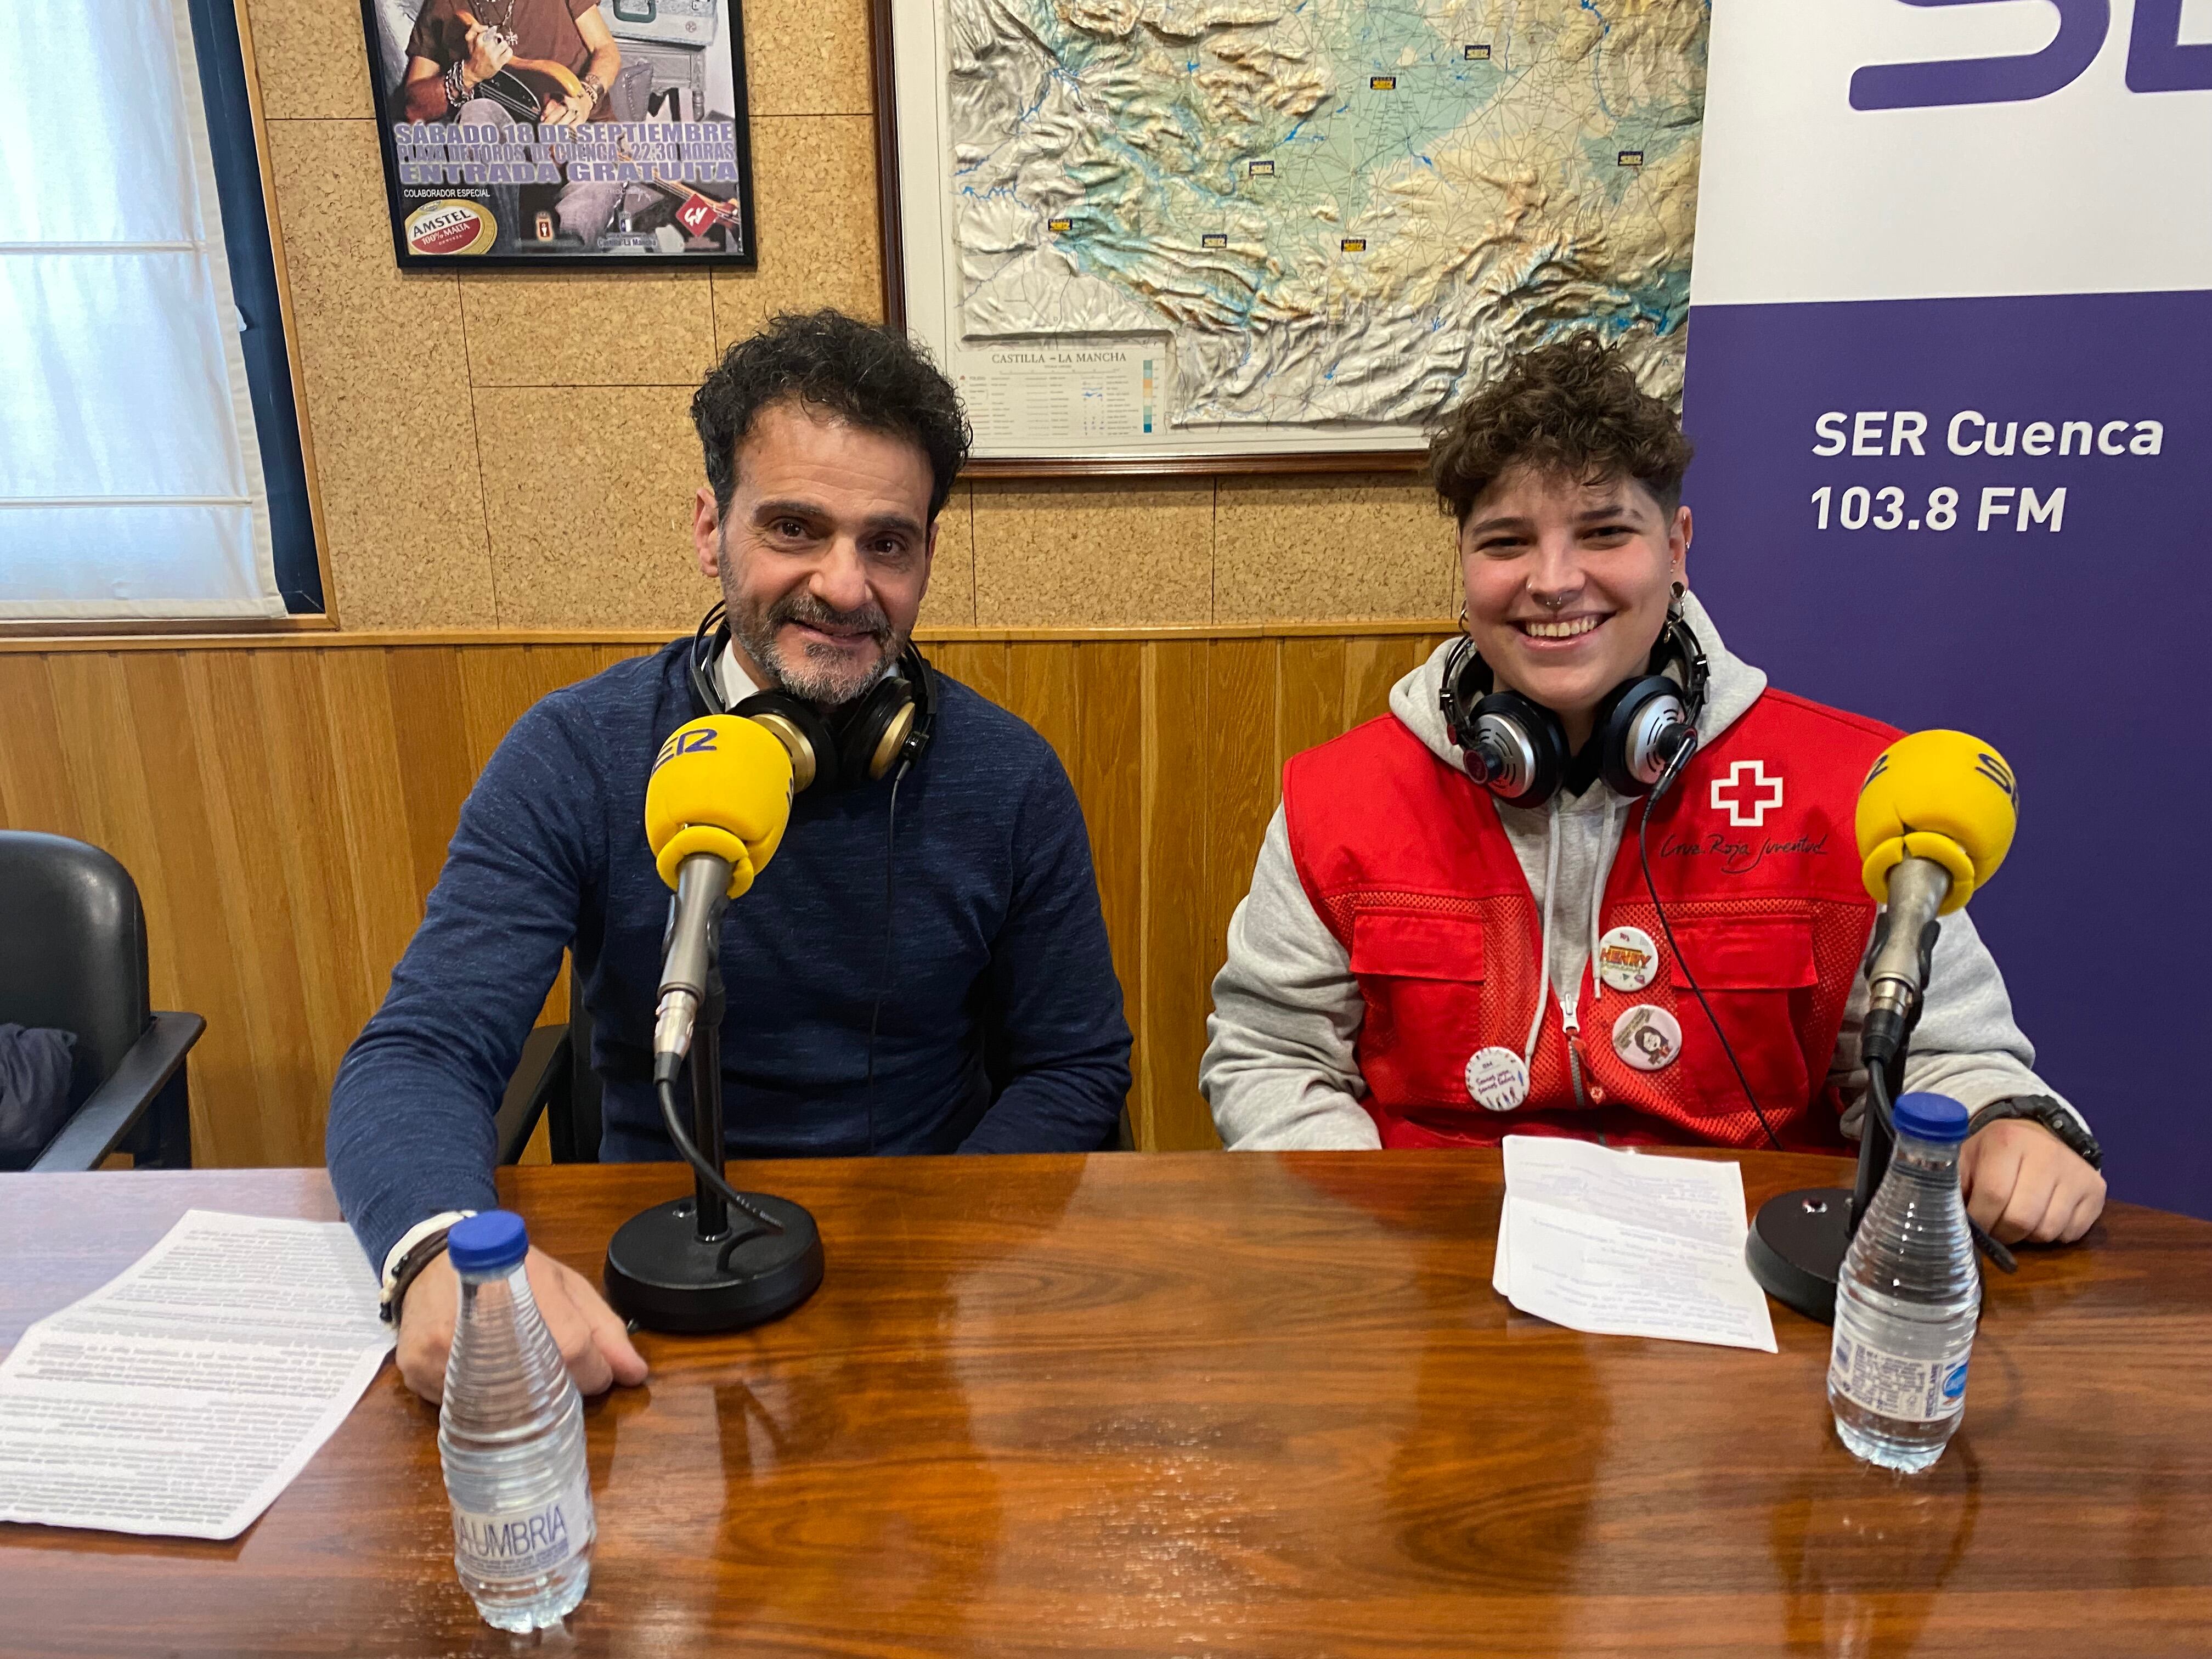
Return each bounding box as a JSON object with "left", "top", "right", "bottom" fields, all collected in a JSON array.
[{"left": 241, "top": 0, "right": 1459, "bottom": 631}]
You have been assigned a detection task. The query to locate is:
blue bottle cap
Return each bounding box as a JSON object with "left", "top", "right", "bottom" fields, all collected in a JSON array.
[
  {"left": 446, "top": 1210, "right": 529, "bottom": 1273},
  {"left": 1892, "top": 1091, "right": 1970, "bottom": 1143}
]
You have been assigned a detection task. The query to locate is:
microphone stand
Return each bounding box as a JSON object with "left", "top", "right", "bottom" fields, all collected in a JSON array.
[
  {"left": 1745, "top": 889, "right": 1923, "bottom": 1323},
  {"left": 1851, "top": 1056, "right": 1898, "bottom": 1245},
  {"left": 602, "top": 952, "right": 825, "bottom": 1333},
  {"left": 690, "top": 966, "right": 729, "bottom": 1238},
  {"left": 1744, "top": 1008, "right": 1908, "bottom": 1324},
  {"left": 1746, "top": 954, "right": 2015, "bottom": 1321}
]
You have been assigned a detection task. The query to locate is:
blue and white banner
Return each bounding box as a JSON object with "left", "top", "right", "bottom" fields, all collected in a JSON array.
[{"left": 1683, "top": 1, "right": 2212, "bottom": 1216}]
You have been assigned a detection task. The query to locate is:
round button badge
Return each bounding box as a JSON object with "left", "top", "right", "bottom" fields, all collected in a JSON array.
[
  {"left": 1611, "top": 1003, "right": 1683, "bottom": 1072},
  {"left": 1465, "top": 1046, "right": 1530, "bottom": 1112},
  {"left": 1596, "top": 925, "right": 1660, "bottom": 993}
]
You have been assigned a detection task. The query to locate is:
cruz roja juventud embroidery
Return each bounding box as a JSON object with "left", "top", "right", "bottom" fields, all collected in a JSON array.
[{"left": 1657, "top": 829, "right": 1832, "bottom": 876}]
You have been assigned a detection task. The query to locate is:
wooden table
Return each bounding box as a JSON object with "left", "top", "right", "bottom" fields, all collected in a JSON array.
[{"left": 2, "top": 1152, "right": 2207, "bottom": 1657}]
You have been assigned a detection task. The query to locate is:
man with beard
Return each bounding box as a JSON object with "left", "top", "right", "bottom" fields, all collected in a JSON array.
[{"left": 326, "top": 311, "right": 1132, "bottom": 1403}]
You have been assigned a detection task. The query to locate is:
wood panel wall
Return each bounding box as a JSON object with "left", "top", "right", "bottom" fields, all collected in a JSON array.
[{"left": 0, "top": 628, "right": 1451, "bottom": 1166}]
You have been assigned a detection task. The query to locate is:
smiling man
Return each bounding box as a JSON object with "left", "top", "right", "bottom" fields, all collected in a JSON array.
[
  {"left": 1201, "top": 335, "right": 2104, "bottom": 1250},
  {"left": 328, "top": 311, "right": 1131, "bottom": 1403}
]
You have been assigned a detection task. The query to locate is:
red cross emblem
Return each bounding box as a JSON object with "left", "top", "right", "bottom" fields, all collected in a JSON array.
[{"left": 1711, "top": 759, "right": 1784, "bottom": 827}]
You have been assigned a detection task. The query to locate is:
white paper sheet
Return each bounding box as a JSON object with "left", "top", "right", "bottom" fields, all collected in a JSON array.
[
  {"left": 1494, "top": 1137, "right": 1777, "bottom": 1353},
  {"left": 0, "top": 1210, "right": 394, "bottom": 1539}
]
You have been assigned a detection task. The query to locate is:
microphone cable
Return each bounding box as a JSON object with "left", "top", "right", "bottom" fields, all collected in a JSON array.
[
  {"left": 1862, "top": 1026, "right": 2017, "bottom": 1274},
  {"left": 654, "top": 1070, "right": 787, "bottom": 1235},
  {"left": 1634, "top": 733, "right": 1784, "bottom": 1153}
]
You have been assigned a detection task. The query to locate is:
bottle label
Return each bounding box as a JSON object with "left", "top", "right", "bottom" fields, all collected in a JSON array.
[
  {"left": 451, "top": 1468, "right": 594, "bottom": 1582},
  {"left": 1829, "top": 1325, "right": 1973, "bottom": 1423}
]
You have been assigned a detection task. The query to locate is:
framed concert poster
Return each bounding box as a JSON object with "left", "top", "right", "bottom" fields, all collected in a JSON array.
[
  {"left": 360, "top": 0, "right": 758, "bottom": 268},
  {"left": 873, "top": 0, "right": 1706, "bottom": 473}
]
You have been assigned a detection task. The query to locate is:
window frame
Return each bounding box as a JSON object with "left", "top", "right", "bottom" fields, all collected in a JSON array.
[{"left": 2, "top": 0, "right": 336, "bottom": 638}]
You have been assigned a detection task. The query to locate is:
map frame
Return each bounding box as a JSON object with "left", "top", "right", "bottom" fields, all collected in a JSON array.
[
  {"left": 872, "top": 0, "right": 1428, "bottom": 476},
  {"left": 872, "top": 0, "right": 1701, "bottom": 476}
]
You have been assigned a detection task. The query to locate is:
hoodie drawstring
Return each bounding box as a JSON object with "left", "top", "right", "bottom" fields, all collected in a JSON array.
[
  {"left": 1586, "top": 796, "right": 1620, "bottom": 1010},
  {"left": 1522, "top": 798, "right": 1562, "bottom": 1063},
  {"left": 1523, "top": 795, "right": 1622, "bottom": 1105}
]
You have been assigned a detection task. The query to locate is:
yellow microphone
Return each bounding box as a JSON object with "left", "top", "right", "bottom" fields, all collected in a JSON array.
[
  {"left": 1854, "top": 730, "right": 2019, "bottom": 1065},
  {"left": 645, "top": 715, "right": 796, "bottom": 1070}
]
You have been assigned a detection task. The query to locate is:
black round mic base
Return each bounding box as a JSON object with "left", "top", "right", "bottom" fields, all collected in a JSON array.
[
  {"left": 1745, "top": 1186, "right": 1854, "bottom": 1325},
  {"left": 603, "top": 1194, "right": 824, "bottom": 1334}
]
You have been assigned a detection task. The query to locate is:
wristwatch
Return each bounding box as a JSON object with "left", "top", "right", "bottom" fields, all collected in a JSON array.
[
  {"left": 377, "top": 1209, "right": 477, "bottom": 1324},
  {"left": 1968, "top": 1096, "right": 2104, "bottom": 1171}
]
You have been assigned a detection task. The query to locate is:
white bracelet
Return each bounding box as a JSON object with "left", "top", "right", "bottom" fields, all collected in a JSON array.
[{"left": 377, "top": 1209, "right": 477, "bottom": 1321}]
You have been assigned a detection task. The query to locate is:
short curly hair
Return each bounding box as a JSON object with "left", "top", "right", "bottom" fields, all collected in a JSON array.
[
  {"left": 1429, "top": 334, "right": 1694, "bottom": 522},
  {"left": 691, "top": 309, "right": 972, "bottom": 522}
]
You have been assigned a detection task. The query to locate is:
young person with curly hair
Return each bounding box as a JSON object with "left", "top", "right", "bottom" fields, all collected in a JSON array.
[
  {"left": 329, "top": 311, "right": 1131, "bottom": 1403},
  {"left": 1201, "top": 335, "right": 2103, "bottom": 1251}
]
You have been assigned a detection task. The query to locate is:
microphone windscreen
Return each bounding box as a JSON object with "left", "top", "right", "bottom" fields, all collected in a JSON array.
[
  {"left": 1855, "top": 730, "right": 2018, "bottom": 912},
  {"left": 645, "top": 716, "right": 795, "bottom": 897}
]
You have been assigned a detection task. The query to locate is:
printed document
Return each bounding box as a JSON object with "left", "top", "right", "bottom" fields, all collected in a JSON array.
[
  {"left": 1493, "top": 1136, "right": 1778, "bottom": 1352},
  {"left": 0, "top": 1209, "right": 393, "bottom": 1539}
]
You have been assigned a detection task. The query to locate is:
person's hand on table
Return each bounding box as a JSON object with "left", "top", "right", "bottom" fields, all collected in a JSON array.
[
  {"left": 397, "top": 1245, "right": 648, "bottom": 1404},
  {"left": 1960, "top": 1118, "right": 2106, "bottom": 1245}
]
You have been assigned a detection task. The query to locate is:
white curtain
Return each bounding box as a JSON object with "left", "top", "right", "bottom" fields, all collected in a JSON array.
[{"left": 0, "top": 0, "right": 287, "bottom": 619}]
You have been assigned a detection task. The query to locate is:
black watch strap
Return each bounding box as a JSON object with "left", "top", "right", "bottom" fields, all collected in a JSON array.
[{"left": 1968, "top": 1095, "right": 2103, "bottom": 1171}]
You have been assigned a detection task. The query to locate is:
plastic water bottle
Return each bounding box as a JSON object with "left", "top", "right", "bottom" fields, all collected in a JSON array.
[
  {"left": 438, "top": 1212, "right": 595, "bottom": 1631},
  {"left": 1827, "top": 1092, "right": 1982, "bottom": 1472}
]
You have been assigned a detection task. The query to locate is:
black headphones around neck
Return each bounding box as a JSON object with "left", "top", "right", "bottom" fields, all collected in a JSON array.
[
  {"left": 1439, "top": 602, "right": 1708, "bottom": 809},
  {"left": 686, "top": 603, "right": 936, "bottom": 794}
]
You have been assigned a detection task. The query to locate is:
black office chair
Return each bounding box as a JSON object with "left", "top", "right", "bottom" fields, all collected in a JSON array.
[
  {"left": 492, "top": 992, "right": 1134, "bottom": 1161},
  {"left": 495, "top": 993, "right": 602, "bottom": 1166},
  {"left": 1, "top": 831, "right": 203, "bottom": 1172}
]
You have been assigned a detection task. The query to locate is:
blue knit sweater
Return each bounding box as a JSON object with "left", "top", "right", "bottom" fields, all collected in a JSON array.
[{"left": 326, "top": 641, "right": 1132, "bottom": 1270}]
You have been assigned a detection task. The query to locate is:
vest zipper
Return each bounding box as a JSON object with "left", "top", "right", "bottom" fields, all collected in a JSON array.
[{"left": 1560, "top": 996, "right": 1589, "bottom": 1110}]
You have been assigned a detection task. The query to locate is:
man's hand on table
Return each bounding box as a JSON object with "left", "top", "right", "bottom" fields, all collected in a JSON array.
[
  {"left": 1960, "top": 1118, "right": 2106, "bottom": 1245},
  {"left": 397, "top": 1245, "right": 650, "bottom": 1404}
]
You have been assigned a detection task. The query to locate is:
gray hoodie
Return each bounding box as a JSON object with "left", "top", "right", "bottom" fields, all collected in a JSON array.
[{"left": 1200, "top": 591, "right": 2079, "bottom": 1149}]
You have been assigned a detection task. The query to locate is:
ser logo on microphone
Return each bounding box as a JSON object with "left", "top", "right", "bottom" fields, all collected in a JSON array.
[
  {"left": 1974, "top": 751, "right": 2017, "bottom": 805},
  {"left": 652, "top": 727, "right": 719, "bottom": 774},
  {"left": 1863, "top": 743, "right": 2017, "bottom": 812}
]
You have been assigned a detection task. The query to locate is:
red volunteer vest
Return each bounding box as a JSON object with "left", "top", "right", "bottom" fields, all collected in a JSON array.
[{"left": 1283, "top": 690, "right": 1898, "bottom": 1151}]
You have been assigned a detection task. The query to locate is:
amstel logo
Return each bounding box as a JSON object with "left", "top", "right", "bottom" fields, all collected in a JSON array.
[{"left": 405, "top": 199, "right": 497, "bottom": 256}]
